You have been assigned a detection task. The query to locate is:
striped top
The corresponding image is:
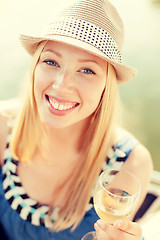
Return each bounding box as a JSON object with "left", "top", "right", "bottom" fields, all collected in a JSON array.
[
  {"left": 0, "top": 132, "right": 139, "bottom": 239},
  {"left": 2, "top": 133, "right": 138, "bottom": 228}
]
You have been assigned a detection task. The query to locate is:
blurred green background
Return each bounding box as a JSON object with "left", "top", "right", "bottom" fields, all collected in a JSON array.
[{"left": 0, "top": 0, "right": 160, "bottom": 170}]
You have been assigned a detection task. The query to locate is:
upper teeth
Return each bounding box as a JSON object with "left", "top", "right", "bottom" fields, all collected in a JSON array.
[{"left": 49, "top": 97, "right": 76, "bottom": 110}]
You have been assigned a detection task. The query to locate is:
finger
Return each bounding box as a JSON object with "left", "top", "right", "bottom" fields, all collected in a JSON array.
[
  {"left": 95, "top": 220, "right": 142, "bottom": 240},
  {"left": 95, "top": 219, "right": 108, "bottom": 232},
  {"left": 113, "top": 219, "right": 142, "bottom": 237},
  {"left": 94, "top": 222, "right": 111, "bottom": 240}
]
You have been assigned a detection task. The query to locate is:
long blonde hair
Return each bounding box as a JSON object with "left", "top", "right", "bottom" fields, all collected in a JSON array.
[
  {"left": 10, "top": 41, "right": 47, "bottom": 162},
  {"left": 10, "top": 42, "right": 119, "bottom": 231}
]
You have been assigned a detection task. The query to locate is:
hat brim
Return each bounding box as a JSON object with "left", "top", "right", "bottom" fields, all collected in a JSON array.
[{"left": 20, "top": 34, "right": 137, "bottom": 83}]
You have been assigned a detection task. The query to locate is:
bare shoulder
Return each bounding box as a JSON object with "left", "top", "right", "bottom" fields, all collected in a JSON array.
[
  {"left": 124, "top": 142, "right": 153, "bottom": 175},
  {"left": 0, "top": 99, "right": 20, "bottom": 166}
]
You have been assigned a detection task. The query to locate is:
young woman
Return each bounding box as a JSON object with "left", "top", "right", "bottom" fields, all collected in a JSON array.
[{"left": 0, "top": 0, "right": 152, "bottom": 239}]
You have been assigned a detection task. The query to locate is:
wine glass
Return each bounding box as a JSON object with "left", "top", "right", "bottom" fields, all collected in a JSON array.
[
  {"left": 81, "top": 231, "right": 97, "bottom": 240},
  {"left": 81, "top": 168, "right": 141, "bottom": 240}
]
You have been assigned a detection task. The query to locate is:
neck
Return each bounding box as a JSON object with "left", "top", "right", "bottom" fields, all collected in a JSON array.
[{"left": 37, "top": 118, "right": 90, "bottom": 165}]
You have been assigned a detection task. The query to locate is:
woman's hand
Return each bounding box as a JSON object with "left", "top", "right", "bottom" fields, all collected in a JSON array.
[{"left": 94, "top": 219, "right": 142, "bottom": 240}]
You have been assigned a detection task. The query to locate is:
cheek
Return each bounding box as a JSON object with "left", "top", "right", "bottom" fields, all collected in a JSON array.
[
  {"left": 95, "top": 77, "right": 106, "bottom": 99},
  {"left": 34, "top": 66, "right": 49, "bottom": 99},
  {"left": 81, "top": 78, "right": 106, "bottom": 105}
]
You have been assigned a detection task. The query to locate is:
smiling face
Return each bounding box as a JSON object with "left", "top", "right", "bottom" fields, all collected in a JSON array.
[{"left": 34, "top": 40, "right": 107, "bottom": 130}]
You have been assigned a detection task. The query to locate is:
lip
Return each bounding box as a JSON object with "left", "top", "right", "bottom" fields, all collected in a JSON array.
[
  {"left": 47, "top": 95, "right": 78, "bottom": 104},
  {"left": 45, "top": 94, "right": 79, "bottom": 116}
]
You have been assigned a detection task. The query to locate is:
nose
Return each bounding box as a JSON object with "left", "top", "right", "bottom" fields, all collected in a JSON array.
[{"left": 52, "top": 69, "right": 74, "bottom": 91}]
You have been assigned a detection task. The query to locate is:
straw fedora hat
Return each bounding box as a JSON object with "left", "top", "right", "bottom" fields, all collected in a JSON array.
[{"left": 20, "top": 0, "right": 137, "bottom": 83}]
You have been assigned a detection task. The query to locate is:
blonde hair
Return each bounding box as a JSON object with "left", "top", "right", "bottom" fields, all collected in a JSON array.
[
  {"left": 10, "top": 42, "right": 119, "bottom": 231},
  {"left": 10, "top": 41, "right": 47, "bottom": 161}
]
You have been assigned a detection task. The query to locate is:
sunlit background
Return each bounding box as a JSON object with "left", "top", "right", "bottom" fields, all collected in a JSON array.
[{"left": 0, "top": 0, "right": 160, "bottom": 170}]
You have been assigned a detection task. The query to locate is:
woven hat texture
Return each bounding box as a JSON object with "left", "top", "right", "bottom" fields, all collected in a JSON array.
[{"left": 20, "top": 0, "right": 137, "bottom": 83}]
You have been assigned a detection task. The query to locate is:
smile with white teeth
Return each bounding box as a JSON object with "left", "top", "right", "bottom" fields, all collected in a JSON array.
[{"left": 48, "top": 96, "right": 78, "bottom": 111}]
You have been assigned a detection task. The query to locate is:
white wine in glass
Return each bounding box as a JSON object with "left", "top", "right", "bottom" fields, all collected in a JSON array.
[
  {"left": 81, "top": 168, "right": 141, "bottom": 240},
  {"left": 94, "top": 169, "right": 141, "bottom": 224}
]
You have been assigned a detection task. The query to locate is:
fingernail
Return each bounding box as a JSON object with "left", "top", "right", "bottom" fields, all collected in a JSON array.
[
  {"left": 113, "top": 220, "right": 121, "bottom": 228},
  {"left": 94, "top": 223, "right": 98, "bottom": 228},
  {"left": 96, "top": 219, "right": 103, "bottom": 227},
  {"left": 94, "top": 222, "right": 100, "bottom": 231}
]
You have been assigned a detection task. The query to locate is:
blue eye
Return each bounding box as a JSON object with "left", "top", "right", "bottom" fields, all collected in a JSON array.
[
  {"left": 81, "top": 68, "right": 95, "bottom": 74},
  {"left": 43, "top": 60, "right": 59, "bottom": 67}
]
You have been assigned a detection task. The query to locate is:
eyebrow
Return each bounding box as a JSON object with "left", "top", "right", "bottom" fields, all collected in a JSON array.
[
  {"left": 42, "top": 49, "right": 62, "bottom": 58},
  {"left": 42, "top": 49, "right": 100, "bottom": 66},
  {"left": 78, "top": 59, "right": 100, "bottom": 66}
]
